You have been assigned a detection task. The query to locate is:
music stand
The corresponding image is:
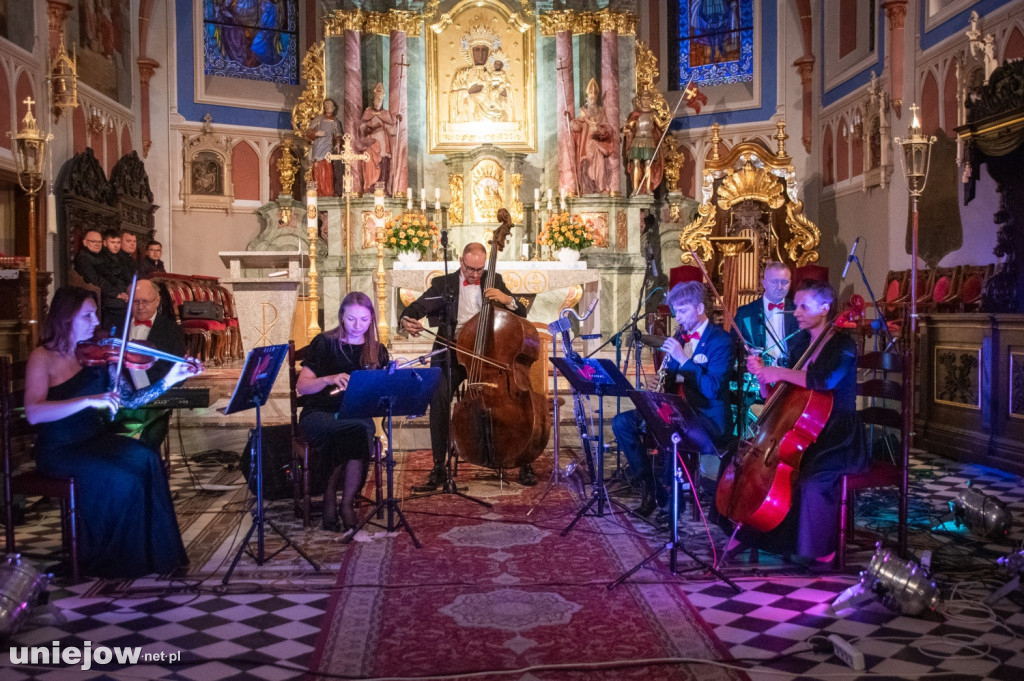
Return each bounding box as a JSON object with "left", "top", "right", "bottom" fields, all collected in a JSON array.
[
  {"left": 222, "top": 344, "right": 320, "bottom": 584},
  {"left": 552, "top": 356, "right": 635, "bottom": 536},
  {"left": 336, "top": 366, "right": 442, "bottom": 548},
  {"left": 608, "top": 390, "right": 739, "bottom": 592}
]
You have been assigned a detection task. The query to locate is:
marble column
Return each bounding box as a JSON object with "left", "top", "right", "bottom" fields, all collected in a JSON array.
[
  {"left": 137, "top": 57, "right": 159, "bottom": 158},
  {"left": 883, "top": 0, "right": 907, "bottom": 118},
  {"left": 601, "top": 28, "right": 622, "bottom": 195},
  {"left": 344, "top": 29, "right": 364, "bottom": 194},
  {"left": 556, "top": 30, "right": 576, "bottom": 196},
  {"left": 389, "top": 30, "right": 409, "bottom": 197}
]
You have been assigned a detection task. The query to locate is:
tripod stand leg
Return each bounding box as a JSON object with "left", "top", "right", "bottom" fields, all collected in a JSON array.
[
  {"left": 222, "top": 513, "right": 260, "bottom": 585},
  {"left": 608, "top": 543, "right": 668, "bottom": 590},
  {"left": 265, "top": 517, "right": 322, "bottom": 570}
]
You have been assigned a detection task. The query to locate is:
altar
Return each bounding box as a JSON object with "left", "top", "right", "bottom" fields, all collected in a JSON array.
[{"left": 387, "top": 261, "right": 601, "bottom": 352}]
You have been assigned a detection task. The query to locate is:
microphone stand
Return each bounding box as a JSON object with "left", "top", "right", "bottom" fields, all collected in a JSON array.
[{"left": 847, "top": 254, "right": 896, "bottom": 350}]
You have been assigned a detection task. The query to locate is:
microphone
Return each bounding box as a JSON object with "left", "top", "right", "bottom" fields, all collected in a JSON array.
[
  {"left": 647, "top": 242, "right": 658, "bottom": 277},
  {"left": 842, "top": 237, "right": 860, "bottom": 280}
]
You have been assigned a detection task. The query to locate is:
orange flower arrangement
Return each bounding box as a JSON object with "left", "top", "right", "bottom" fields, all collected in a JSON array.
[
  {"left": 384, "top": 213, "right": 440, "bottom": 256},
  {"left": 537, "top": 211, "right": 596, "bottom": 251}
]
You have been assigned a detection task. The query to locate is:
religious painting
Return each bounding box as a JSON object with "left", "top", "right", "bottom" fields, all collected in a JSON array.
[
  {"left": 203, "top": 0, "right": 299, "bottom": 85},
  {"left": 75, "top": 0, "right": 132, "bottom": 104},
  {"left": 191, "top": 152, "right": 224, "bottom": 196},
  {"left": 673, "top": 0, "right": 754, "bottom": 87},
  {"left": 427, "top": 0, "right": 536, "bottom": 153},
  {"left": 471, "top": 159, "right": 504, "bottom": 223}
]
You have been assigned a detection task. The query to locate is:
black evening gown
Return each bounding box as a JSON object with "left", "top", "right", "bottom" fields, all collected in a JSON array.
[{"left": 33, "top": 366, "right": 188, "bottom": 579}]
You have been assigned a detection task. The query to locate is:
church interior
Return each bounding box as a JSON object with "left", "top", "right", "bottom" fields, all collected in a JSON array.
[{"left": 2, "top": 1, "right": 1024, "bottom": 679}]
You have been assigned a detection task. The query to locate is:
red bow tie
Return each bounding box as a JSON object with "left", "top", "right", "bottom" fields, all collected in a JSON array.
[
  {"left": 768, "top": 302, "right": 785, "bottom": 311},
  {"left": 463, "top": 279, "right": 474, "bottom": 287},
  {"left": 133, "top": 319, "right": 152, "bottom": 327},
  {"left": 681, "top": 331, "right": 700, "bottom": 344}
]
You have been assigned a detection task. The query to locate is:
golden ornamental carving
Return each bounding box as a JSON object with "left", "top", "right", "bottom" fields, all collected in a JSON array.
[
  {"left": 276, "top": 144, "right": 299, "bottom": 196},
  {"left": 634, "top": 42, "right": 670, "bottom": 129},
  {"left": 561, "top": 285, "right": 584, "bottom": 313},
  {"left": 784, "top": 201, "right": 821, "bottom": 267},
  {"left": 539, "top": 9, "right": 635, "bottom": 36},
  {"left": 323, "top": 10, "right": 364, "bottom": 35},
  {"left": 715, "top": 161, "right": 786, "bottom": 211},
  {"left": 471, "top": 160, "right": 504, "bottom": 222},
  {"left": 679, "top": 200, "right": 716, "bottom": 265},
  {"left": 663, "top": 134, "right": 684, "bottom": 190},
  {"left": 448, "top": 173, "right": 464, "bottom": 225},
  {"left": 291, "top": 42, "right": 325, "bottom": 141},
  {"left": 510, "top": 173, "right": 524, "bottom": 224}
]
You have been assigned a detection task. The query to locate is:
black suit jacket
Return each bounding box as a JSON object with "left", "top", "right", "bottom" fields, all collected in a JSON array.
[
  {"left": 732, "top": 296, "right": 804, "bottom": 368},
  {"left": 140, "top": 312, "right": 187, "bottom": 384},
  {"left": 75, "top": 249, "right": 127, "bottom": 304},
  {"left": 399, "top": 270, "right": 524, "bottom": 367},
  {"left": 664, "top": 321, "right": 735, "bottom": 442}
]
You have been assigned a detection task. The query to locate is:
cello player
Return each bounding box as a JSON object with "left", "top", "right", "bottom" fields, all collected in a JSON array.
[
  {"left": 399, "top": 215, "right": 537, "bottom": 488},
  {"left": 612, "top": 281, "right": 735, "bottom": 519},
  {"left": 728, "top": 279, "right": 867, "bottom": 572}
]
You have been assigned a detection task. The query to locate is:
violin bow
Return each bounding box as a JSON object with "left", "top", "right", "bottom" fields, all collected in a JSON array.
[
  {"left": 685, "top": 247, "right": 755, "bottom": 356},
  {"left": 110, "top": 274, "right": 139, "bottom": 419}
]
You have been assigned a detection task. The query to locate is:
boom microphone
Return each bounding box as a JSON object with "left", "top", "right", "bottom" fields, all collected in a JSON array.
[{"left": 842, "top": 237, "right": 860, "bottom": 280}]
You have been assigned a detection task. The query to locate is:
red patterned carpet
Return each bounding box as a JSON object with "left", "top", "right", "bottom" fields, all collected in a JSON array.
[{"left": 309, "top": 451, "right": 747, "bottom": 680}]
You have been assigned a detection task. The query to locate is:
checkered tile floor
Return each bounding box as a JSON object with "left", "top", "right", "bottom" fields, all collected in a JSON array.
[{"left": 3, "top": 438, "right": 1024, "bottom": 680}]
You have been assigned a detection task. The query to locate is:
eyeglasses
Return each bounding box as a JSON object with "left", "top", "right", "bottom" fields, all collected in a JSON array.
[
  {"left": 83, "top": 238, "right": 102, "bottom": 245},
  {"left": 463, "top": 264, "right": 485, "bottom": 275},
  {"left": 135, "top": 297, "right": 159, "bottom": 306}
]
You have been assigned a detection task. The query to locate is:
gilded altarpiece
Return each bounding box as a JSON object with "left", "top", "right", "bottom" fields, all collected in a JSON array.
[{"left": 427, "top": 0, "right": 536, "bottom": 153}]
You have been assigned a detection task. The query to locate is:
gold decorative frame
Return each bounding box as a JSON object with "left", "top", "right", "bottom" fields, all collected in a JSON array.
[
  {"left": 680, "top": 121, "right": 820, "bottom": 267},
  {"left": 427, "top": 0, "right": 536, "bottom": 153}
]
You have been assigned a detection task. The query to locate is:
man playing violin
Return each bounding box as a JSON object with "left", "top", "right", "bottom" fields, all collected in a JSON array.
[
  {"left": 399, "top": 236, "right": 537, "bottom": 488},
  {"left": 613, "top": 281, "right": 735, "bottom": 518},
  {"left": 114, "top": 279, "right": 188, "bottom": 450},
  {"left": 732, "top": 280, "right": 866, "bottom": 572}
]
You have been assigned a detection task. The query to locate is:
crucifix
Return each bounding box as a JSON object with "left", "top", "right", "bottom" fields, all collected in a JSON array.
[{"left": 326, "top": 133, "right": 369, "bottom": 292}]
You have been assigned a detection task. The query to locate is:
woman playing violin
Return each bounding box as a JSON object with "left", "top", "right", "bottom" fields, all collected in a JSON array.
[
  {"left": 739, "top": 279, "right": 866, "bottom": 572},
  {"left": 24, "top": 287, "right": 202, "bottom": 579}
]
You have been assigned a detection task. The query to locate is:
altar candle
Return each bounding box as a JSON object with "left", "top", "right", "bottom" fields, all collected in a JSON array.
[
  {"left": 534, "top": 199, "right": 540, "bottom": 211},
  {"left": 546, "top": 189, "right": 552, "bottom": 203},
  {"left": 522, "top": 243, "right": 529, "bottom": 259},
  {"left": 407, "top": 193, "right": 413, "bottom": 210},
  {"left": 420, "top": 187, "right": 426, "bottom": 203},
  {"left": 435, "top": 188, "right": 440, "bottom": 202},
  {"left": 534, "top": 188, "right": 540, "bottom": 203},
  {"left": 560, "top": 188, "right": 567, "bottom": 210},
  {"left": 435, "top": 197, "right": 441, "bottom": 211}
]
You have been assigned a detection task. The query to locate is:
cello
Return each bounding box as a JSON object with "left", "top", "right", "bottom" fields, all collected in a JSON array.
[
  {"left": 715, "top": 294, "right": 863, "bottom": 533},
  {"left": 450, "top": 211, "right": 550, "bottom": 471}
]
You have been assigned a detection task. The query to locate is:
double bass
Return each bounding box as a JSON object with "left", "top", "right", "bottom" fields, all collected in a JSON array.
[{"left": 450, "top": 214, "right": 550, "bottom": 470}]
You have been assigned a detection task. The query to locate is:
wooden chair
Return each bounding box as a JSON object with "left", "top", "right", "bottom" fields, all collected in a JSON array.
[
  {"left": 1, "top": 357, "right": 80, "bottom": 583},
  {"left": 874, "top": 269, "right": 908, "bottom": 319},
  {"left": 287, "top": 341, "right": 383, "bottom": 527},
  {"left": 837, "top": 349, "right": 910, "bottom": 570},
  {"left": 919, "top": 266, "right": 960, "bottom": 312},
  {"left": 951, "top": 264, "right": 993, "bottom": 312}
]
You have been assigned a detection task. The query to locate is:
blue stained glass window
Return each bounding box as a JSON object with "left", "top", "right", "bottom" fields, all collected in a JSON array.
[
  {"left": 203, "top": 0, "right": 298, "bottom": 85},
  {"left": 673, "top": 0, "right": 754, "bottom": 88}
]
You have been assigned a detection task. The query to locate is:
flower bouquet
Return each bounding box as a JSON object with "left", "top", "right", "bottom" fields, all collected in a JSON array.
[
  {"left": 384, "top": 213, "right": 440, "bottom": 261},
  {"left": 537, "top": 212, "right": 596, "bottom": 262}
]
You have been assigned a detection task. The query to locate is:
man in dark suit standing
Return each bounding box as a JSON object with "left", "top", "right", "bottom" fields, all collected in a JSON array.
[
  {"left": 115, "top": 279, "right": 188, "bottom": 450},
  {"left": 74, "top": 228, "right": 130, "bottom": 330},
  {"left": 613, "top": 281, "right": 735, "bottom": 517},
  {"left": 732, "top": 262, "right": 806, "bottom": 431},
  {"left": 399, "top": 237, "right": 537, "bottom": 488}
]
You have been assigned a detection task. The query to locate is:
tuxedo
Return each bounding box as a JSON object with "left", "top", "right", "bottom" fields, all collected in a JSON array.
[
  {"left": 732, "top": 296, "right": 804, "bottom": 368},
  {"left": 613, "top": 319, "right": 735, "bottom": 509},
  {"left": 400, "top": 269, "right": 524, "bottom": 468},
  {"left": 115, "top": 311, "right": 187, "bottom": 451}
]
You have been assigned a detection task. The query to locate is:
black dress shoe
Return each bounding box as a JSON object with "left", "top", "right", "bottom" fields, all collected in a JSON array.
[
  {"left": 635, "top": 494, "right": 657, "bottom": 517},
  {"left": 413, "top": 465, "right": 445, "bottom": 491},
  {"left": 518, "top": 463, "right": 538, "bottom": 486},
  {"left": 321, "top": 517, "right": 342, "bottom": 532}
]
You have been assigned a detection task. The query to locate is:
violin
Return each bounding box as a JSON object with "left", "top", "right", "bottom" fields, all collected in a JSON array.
[{"left": 76, "top": 333, "right": 203, "bottom": 374}]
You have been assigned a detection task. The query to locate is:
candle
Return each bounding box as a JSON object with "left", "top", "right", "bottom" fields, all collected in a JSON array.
[
  {"left": 534, "top": 188, "right": 540, "bottom": 203},
  {"left": 421, "top": 198, "right": 427, "bottom": 211},
  {"left": 522, "top": 243, "right": 529, "bottom": 259},
  {"left": 420, "top": 188, "right": 426, "bottom": 202},
  {"left": 435, "top": 188, "right": 440, "bottom": 201},
  {"left": 534, "top": 200, "right": 540, "bottom": 211},
  {"left": 546, "top": 189, "right": 552, "bottom": 202},
  {"left": 435, "top": 198, "right": 441, "bottom": 211},
  {"left": 407, "top": 194, "right": 413, "bottom": 210}
]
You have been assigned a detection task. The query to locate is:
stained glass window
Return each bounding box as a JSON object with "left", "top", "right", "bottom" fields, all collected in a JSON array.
[
  {"left": 203, "top": 0, "right": 298, "bottom": 85},
  {"left": 672, "top": 0, "right": 754, "bottom": 88}
]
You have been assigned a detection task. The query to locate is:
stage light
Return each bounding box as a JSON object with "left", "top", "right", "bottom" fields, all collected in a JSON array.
[
  {"left": 948, "top": 483, "right": 1012, "bottom": 539},
  {"left": 0, "top": 555, "right": 51, "bottom": 637},
  {"left": 985, "top": 549, "right": 1024, "bottom": 606},
  {"left": 831, "top": 543, "right": 940, "bottom": 617}
]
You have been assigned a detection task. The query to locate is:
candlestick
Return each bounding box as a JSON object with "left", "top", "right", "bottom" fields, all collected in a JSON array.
[
  {"left": 407, "top": 194, "right": 412, "bottom": 210},
  {"left": 546, "top": 189, "right": 552, "bottom": 202},
  {"left": 421, "top": 198, "right": 426, "bottom": 211},
  {"left": 534, "top": 188, "right": 540, "bottom": 203},
  {"left": 435, "top": 198, "right": 441, "bottom": 211}
]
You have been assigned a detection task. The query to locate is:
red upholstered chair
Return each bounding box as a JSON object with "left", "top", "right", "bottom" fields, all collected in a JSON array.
[
  {"left": 213, "top": 283, "right": 243, "bottom": 359},
  {"left": 951, "top": 264, "right": 993, "bottom": 312},
  {"left": 161, "top": 278, "right": 213, "bottom": 362},
  {"left": 791, "top": 263, "right": 830, "bottom": 290},
  {"left": 669, "top": 265, "right": 704, "bottom": 287},
  {"left": 920, "top": 267, "right": 960, "bottom": 312}
]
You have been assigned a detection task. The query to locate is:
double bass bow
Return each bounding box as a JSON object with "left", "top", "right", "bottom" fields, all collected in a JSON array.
[{"left": 449, "top": 209, "right": 550, "bottom": 471}]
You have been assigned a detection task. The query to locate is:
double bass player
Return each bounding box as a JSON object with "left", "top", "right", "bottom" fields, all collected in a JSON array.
[{"left": 399, "top": 209, "right": 538, "bottom": 488}]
